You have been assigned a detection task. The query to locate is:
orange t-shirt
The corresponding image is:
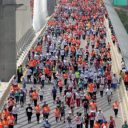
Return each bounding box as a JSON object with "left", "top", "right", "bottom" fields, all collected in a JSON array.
[
  {"left": 43, "top": 106, "right": 50, "bottom": 113},
  {"left": 32, "top": 92, "right": 38, "bottom": 100},
  {"left": 90, "top": 102, "right": 97, "bottom": 110},
  {"left": 58, "top": 80, "right": 63, "bottom": 87},
  {"left": 94, "top": 123, "right": 100, "bottom": 128},
  {"left": 63, "top": 73, "right": 68, "bottom": 79},
  {"left": 2, "top": 110, "right": 10, "bottom": 118},
  {"left": 113, "top": 102, "right": 119, "bottom": 109},
  {"left": 35, "top": 106, "right": 41, "bottom": 113},
  {"left": 2, "top": 120, "right": 8, "bottom": 127},
  {"left": 88, "top": 83, "right": 94, "bottom": 93},
  {"left": 7, "top": 115, "right": 15, "bottom": 125},
  {"left": 124, "top": 74, "right": 128, "bottom": 82},
  {"left": 85, "top": 94, "right": 91, "bottom": 101},
  {"left": 54, "top": 108, "right": 60, "bottom": 117}
]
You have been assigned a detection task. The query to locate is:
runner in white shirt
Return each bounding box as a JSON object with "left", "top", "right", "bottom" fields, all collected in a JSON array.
[
  {"left": 96, "top": 109, "right": 105, "bottom": 124},
  {"left": 105, "top": 87, "right": 112, "bottom": 104}
]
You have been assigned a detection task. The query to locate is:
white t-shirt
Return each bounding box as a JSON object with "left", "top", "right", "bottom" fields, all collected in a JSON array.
[
  {"left": 105, "top": 89, "right": 112, "bottom": 96},
  {"left": 41, "top": 75, "right": 45, "bottom": 81},
  {"left": 66, "top": 92, "right": 72, "bottom": 98},
  {"left": 96, "top": 112, "right": 104, "bottom": 120}
]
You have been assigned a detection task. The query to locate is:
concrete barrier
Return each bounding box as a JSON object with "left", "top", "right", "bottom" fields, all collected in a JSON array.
[
  {"left": 0, "top": 75, "right": 15, "bottom": 111},
  {"left": 105, "top": 18, "right": 128, "bottom": 121}
]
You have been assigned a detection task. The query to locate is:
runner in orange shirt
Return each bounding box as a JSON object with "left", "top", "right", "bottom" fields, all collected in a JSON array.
[
  {"left": 32, "top": 90, "right": 39, "bottom": 107},
  {"left": 113, "top": 100, "right": 119, "bottom": 117},
  {"left": 88, "top": 83, "right": 94, "bottom": 98},
  {"left": 35, "top": 104, "right": 41, "bottom": 123},
  {"left": 54, "top": 106, "right": 61, "bottom": 122},
  {"left": 89, "top": 101, "right": 97, "bottom": 112},
  {"left": 42, "top": 104, "right": 50, "bottom": 120}
]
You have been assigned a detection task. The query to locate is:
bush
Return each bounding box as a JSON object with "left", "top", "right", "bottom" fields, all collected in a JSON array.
[{"left": 116, "top": 9, "right": 128, "bottom": 33}]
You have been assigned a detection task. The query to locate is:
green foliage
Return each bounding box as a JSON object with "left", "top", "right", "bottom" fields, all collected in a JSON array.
[{"left": 116, "top": 9, "right": 128, "bottom": 33}]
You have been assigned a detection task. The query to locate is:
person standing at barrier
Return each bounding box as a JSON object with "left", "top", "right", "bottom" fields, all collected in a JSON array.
[
  {"left": 26, "top": 104, "right": 33, "bottom": 124},
  {"left": 112, "top": 100, "right": 119, "bottom": 117},
  {"left": 17, "top": 65, "right": 23, "bottom": 83}
]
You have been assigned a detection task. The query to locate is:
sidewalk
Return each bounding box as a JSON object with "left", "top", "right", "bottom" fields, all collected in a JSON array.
[{"left": 104, "top": 0, "right": 128, "bottom": 67}]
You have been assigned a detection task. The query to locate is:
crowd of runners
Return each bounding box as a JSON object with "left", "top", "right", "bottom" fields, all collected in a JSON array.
[{"left": 0, "top": 0, "right": 128, "bottom": 128}]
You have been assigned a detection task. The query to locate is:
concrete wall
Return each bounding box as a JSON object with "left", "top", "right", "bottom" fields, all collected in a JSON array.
[
  {"left": 32, "top": 0, "right": 48, "bottom": 32},
  {"left": 0, "top": 0, "right": 56, "bottom": 81},
  {"left": 0, "top": 0, "right": 16, "bottom": 81},
  {"left": 32, "top": 0, "right": 56, "bottom": 32}
]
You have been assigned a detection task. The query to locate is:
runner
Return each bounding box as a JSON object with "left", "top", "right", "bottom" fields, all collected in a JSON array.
[
  {"left": 26, "top": 104, "right": 33, "bottom": 124},
  {"left": 0, "top": 0, "right": 125, "bottom": 127},
  {"left": 112, "top": 100, "right": 119, "bottom": 117},
  {"left": 35, "top": 104, "right": 41, "bottom": 124}
]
